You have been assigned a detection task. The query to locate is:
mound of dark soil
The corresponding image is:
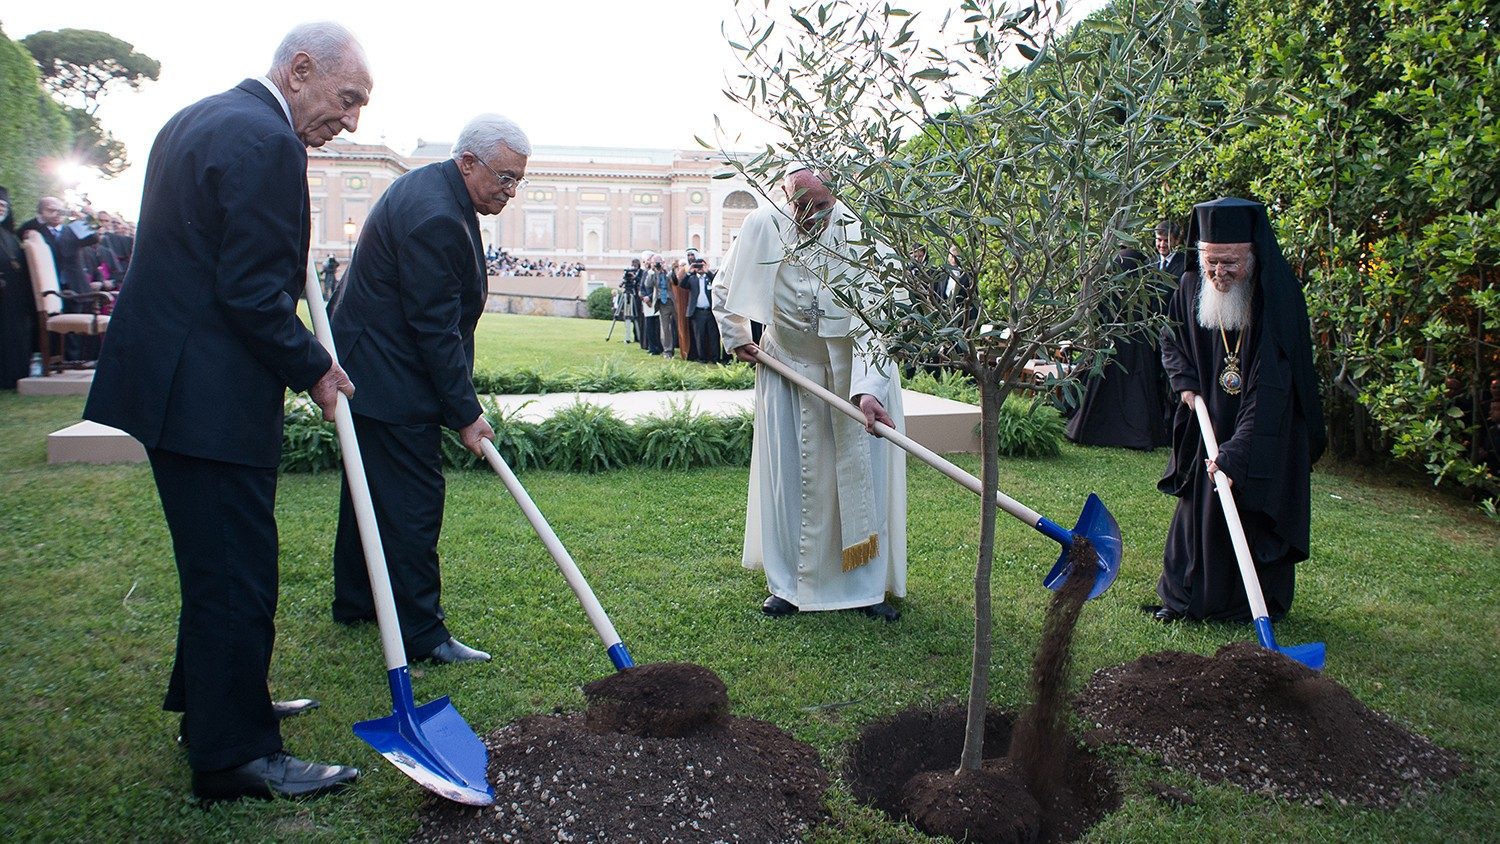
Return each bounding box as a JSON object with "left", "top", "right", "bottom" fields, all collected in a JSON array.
[
  {"left": 901, "top": 758, "right": 1041, "bottom": 844},
  {"left": 1075, "top": 642, "right": 1465, "bottom": 807},
  {"left": 584, "top": 661, "right": 729, "bottom": 737},
  {"left": 844, "top": 705, "right": 1119, "bottom": 844},
  {"left": 411, "top": 662, "right": 827, "bottom": 843}
]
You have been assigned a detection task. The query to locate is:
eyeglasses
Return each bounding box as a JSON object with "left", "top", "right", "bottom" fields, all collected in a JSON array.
[{"left": 468, "top": 152, "right": 528, "bottom": 193}]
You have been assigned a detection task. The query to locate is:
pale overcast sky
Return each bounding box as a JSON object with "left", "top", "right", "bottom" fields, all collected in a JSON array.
[{"left": 3, "top": 0, "right": 1105, "bottom": 214}]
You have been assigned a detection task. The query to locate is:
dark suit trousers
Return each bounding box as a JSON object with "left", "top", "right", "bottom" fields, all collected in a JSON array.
[
  {"left": 690, "top": 309, "right": 721, "bottom": 362},
  {"left": 148, "top": 447, "right": 283, "bottom": 772},
  {"left": 332, "top": 413, "right": 450, "bottom": 656}
]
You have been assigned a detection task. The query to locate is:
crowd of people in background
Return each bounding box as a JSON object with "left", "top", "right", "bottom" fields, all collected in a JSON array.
[
  {"left": 0, "top": 189, "right": 135, "bottom": 385},
  {"left": 485, "top": 246, "right": 584, "bottom": 277},
  {"left": 614, "top": 247, "right": 726, "bottom": 364}
]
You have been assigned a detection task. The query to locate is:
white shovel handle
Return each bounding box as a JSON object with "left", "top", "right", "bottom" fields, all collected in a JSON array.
[
  {"left": 304, "top": 264, "right": 408, "bottom": 671},
  {"left": 751, "top": 349, "right": 1045, "bottom": 527},
  {"left": 479, "top": 439, "right": 624, "bottom": 652},
  {"left": 1192, "top": 395, "right": 1272, "bottom": 622}
]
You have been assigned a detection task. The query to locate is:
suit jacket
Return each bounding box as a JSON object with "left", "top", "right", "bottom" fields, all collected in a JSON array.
[
  {"left": 676, "top": 270, "right": 716, "bottom": 317},
  {"left": 331, "top": 160, "right": 486, "bottom": 430},
  {"left": 1158, "top": 251, "right": 1186, "bottom": 281},
  {"left": 84, "top": 79, "right": 330, "bottom": 469}
]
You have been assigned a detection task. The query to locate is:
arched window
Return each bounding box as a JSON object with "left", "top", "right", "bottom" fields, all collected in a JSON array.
[{"left": 723, "top": 190, "right": 758, "bottom": 210}]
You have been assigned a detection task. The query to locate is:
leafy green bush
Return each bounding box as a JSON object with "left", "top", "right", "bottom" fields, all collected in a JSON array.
[
  {"left": 560, "top": 359, "right": 640, "bottom": 393},
  {"left": 995, "top": 396, "right": 1064, "bottom": 459},
  {"left": 641, "top": 364, "right": 700, "bottom": 392},
  {"left": 701, "top": 362, "right": 757, "bottom": 390},
  {"left": 538, "top": 401, "right": 638, "bottom": 473},
  {"left": 717, "top": 409, "right": 756, "bottom": 466},
  {"left": 473, "top": 368, "right": 549, "bottom": 395},
  {"left": 279, "top": 397, "right": 340, "bottom": 473},
  {"left": 905, "top": 368, "right": 981, "bottom": 405},
  {"left": 635, "top": 400, "right": 736, "bottom": 470},
  {"left": 485, "top": 401, "right": 545, "bottom": 472},
  {"left": 585, "top": 285, "right": 614, "bottom": 320}
]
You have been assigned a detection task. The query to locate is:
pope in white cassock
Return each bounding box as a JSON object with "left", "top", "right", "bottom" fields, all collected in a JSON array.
[{"left": 713, "top": 165, "right": 907, "bottom": 622}]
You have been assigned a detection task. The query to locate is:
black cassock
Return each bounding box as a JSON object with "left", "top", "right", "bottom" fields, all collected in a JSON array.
[
  {"left": 1156, "top": 272, "right": 1319, "bottom": 621},
  {"left": 1065, "top": 265, "right": 1171, "bottom": 450}
]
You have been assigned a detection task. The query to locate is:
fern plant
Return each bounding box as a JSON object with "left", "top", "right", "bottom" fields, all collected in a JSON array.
[
  {"left": 486, "top": 399, "right": 544, "bottom": 471},
  {"left": 995, "top": 395, "right": 1065, "bottom": 459},
  {"left": 636, "top": 400, "right": 732, "bottom": 470},
  {"left": 701, "top": 362, "right": 757, "bottom": 390},
  {"left": 279, "top": 396, "right": 340, "bottom": 473},
  {"left": 716, "top": 409, "right": 756, "bottom": 466},
  {"left": 538, "top": 401, "right": 638, "bottom": 473}
]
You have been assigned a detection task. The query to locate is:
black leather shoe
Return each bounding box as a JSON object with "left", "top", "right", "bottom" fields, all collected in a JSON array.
[
  {"left": 273, "top": 698, "right": 320, "bottom": 719},
  {"left": 178, "top": 698, "right": 321, "bottom": 747},
  {"left": 859, "top": 601, "right": 901, "bottom": 622},
  {"left": 761, "top": 595, "right": 799, "bottom": 617},
  {"left": 1139, "top": 603, "right": 1164, "bottom": 616},
  {"left": 192, "top": 751, "right": 358, "bottom": 801},
  {"left": 1153, "top": 607, "right": 1187, "bottom": 623},
  {"left": 422, "top": 636, "right": 491, "bottom": 665}
]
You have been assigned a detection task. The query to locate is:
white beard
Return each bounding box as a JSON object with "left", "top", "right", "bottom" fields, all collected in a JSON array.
[{"left": 1196, "top": 276, "right": 1254, "bottom": 331}]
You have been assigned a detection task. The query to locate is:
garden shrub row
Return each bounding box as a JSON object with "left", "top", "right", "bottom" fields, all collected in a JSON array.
[{"left": 280, "top": 366, "right": 1063, "bottom": 473}]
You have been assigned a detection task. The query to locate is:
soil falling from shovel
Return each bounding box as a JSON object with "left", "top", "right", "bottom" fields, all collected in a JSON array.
[{"left": 900, "top": 538, "right": 1109, "bottom": 844}]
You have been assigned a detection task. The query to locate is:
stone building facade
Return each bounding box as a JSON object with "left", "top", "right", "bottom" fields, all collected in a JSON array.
[{"left": 306, "top": 138, "right": 768, "bottom": 279}]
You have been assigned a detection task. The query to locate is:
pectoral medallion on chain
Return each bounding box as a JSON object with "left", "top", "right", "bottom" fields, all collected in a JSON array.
[
  {"left": 1217, "top": 327, "right": 1244, "bottom": 395},
  {"left": 1218, "top": 354, "right": 1243, "bottom": 395}
]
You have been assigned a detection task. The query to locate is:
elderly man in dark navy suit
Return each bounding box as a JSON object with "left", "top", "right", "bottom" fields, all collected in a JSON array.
[
  {"left": 83, "top": 22, "right": 371, "bottom": 802},
  {"left": 329, "top": 114, "right": 530, "bottom": 665}
]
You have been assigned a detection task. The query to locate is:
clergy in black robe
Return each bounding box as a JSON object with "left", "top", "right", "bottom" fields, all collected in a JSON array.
[
  {"left": 0, "top": 187, "right": 36, "bottom": 389},
  {"left": 1065, "top": 248, "right": 1171, "bottom": 450},
  {"left": 1154, "top": 198, "right": 1326, "bottom": 623}
]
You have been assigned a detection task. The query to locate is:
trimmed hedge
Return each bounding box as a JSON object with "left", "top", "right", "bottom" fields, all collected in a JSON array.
[{"left": 280, "top": 367, "right": 1063, "bottom": 473}]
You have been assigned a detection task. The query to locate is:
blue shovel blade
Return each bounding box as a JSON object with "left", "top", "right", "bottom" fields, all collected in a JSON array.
[
  {"left": 1041, "top": 493, "right": 1122, "bottom": 601},
  {"left": 1253, "top": 618, "right": 1326, "bottom": 671},
  {"left": 354, "top": 670, "right": 494, "bottom": 805}
]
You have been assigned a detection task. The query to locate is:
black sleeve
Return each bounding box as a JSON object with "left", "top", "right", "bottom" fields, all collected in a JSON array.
[
  {"left": 396, "top": 217, "right": 484, "bottom": 430},
  {"left": 213, "top": 131, "right": 332, "bottom": 393}
]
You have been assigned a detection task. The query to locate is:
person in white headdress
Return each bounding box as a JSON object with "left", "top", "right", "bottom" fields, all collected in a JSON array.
[{"left": 713, "top": 164, "right": 907, "bottom": 621}]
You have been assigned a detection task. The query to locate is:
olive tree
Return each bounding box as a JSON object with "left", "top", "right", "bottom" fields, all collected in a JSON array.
[{"left": 719, "top": 0, "right": 1240, "bottom": 769}]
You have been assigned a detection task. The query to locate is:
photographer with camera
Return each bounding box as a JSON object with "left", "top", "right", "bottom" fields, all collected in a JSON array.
[
  {"left": 676, "top": 252, "right": 722, "bottom": 363},
  {"left": 616, "top": 258, "right": 641, "bottom": 343},
  {"left": 637, "top": 252, "right": 663, "bottom": 354},
  {"left": 644, "top": 253, "right": 676, "bottom": 359}
]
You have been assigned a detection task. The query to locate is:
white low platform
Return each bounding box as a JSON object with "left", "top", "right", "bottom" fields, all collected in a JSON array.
[
  {"left": 490, "top": 388, "right": 980, "bottom": 454},
  {"left": 45, "top": 388, "right": 982, "bottom": 466},
  {"left": 47, "top": 420, "right": 146, "bottom": 464},
  {"left": 18, "top": 370, "right": 94, "bottom": 396}
]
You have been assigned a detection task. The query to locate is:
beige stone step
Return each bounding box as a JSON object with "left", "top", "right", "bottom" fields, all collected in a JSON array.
[
  {"left": 18, "top": 370, "right": 94, "bottom": 396},
  {"left": 44, "top": 388, "right": 982, "bottom": 466},
  {"left": 47, "top": 421, "right": 146, "bottom": 464}
]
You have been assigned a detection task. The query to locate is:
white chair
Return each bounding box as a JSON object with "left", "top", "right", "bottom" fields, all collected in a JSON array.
[{"left": 22, "top": 231, "right": 112, "bottom": 375}]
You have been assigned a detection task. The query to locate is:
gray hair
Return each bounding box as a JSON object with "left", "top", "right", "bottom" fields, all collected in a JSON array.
[
  {"left": 271, "top": 21, "right": 364, "bottom": 73},
  {"left": 451, "top": 114, "right": 532, "bottom": 161}
]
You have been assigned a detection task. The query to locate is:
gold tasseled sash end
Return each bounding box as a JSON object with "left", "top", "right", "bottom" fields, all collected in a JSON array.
[{"left": 841, "top": 533, "right": 880, "bottom": 572}]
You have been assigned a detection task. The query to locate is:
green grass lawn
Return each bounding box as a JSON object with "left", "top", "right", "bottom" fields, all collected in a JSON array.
[{"left": 1, "top": 314, "right": 1496, "bottom": 842}]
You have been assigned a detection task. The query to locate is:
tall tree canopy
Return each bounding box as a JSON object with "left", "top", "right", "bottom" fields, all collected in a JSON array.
[
  {"left": 20, "top": 28, "right": 159, "bottom": 115},
  {"left": 0, "top": 24, "right": 70, "bottom": 213}
]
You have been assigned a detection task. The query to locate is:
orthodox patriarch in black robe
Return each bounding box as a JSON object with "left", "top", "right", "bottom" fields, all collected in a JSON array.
[{"left": 1156, "top": 198, "right": 1326, "bottom": 622}]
